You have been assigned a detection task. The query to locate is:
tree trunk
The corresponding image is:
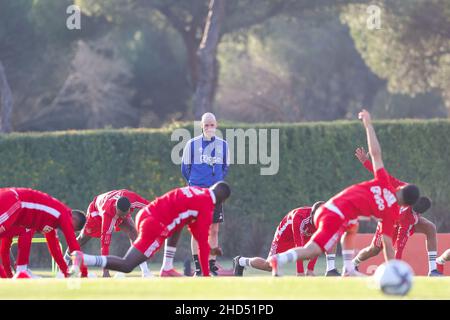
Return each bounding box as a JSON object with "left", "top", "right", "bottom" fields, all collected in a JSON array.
[
  {"left": 182, "top": 32, "right": 200, "bottom": 90},
  {"left": 193, "top": 0, "right": 225, "bottom": 119},
  {"left": 0, "top": 61, "right": 13, "bottom": 133}
]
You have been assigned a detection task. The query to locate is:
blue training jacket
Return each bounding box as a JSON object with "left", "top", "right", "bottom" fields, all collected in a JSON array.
[{"left": 181, "top": 135, "right": 230, "bottom": 187}]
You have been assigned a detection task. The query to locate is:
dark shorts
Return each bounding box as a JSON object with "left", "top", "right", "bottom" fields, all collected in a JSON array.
[{"left": 213, "top": 203, "right": 224, "bottom": 224}]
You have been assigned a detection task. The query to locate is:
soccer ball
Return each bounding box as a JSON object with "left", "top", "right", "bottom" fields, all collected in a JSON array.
[{"left": 373, "top": 260, "right": 414, "bottom": 296}]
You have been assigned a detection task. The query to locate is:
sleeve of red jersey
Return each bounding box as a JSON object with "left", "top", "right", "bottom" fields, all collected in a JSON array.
[
  {"left": 292, "top": 214, "right": 303, "bottom": 248},
  {"left": 362, "top": 160, "right": 375, "bottom": 174},
  {"left": 130, "top": 193, "right": 150, "bottom": 209},
  {"left": 45, "top": 230, "right": 69, "bottom": 276},
  {"left": 59, "top": 210, "right": 82, "bottom": 253},
  {"left": 0, "top": 237, "right": 14, "bottom": 278},
  {"left": 189, "top": 211, "right": 212, "bottom": 277},
  {"left": 100, "top": 212, "right": 114, "bottom": 256},
  {"left": 16, "top": 229, "right": 33, "bottom": 267},
  {"left": 292, "top": 214, "right": 305, "bottom": 274}
]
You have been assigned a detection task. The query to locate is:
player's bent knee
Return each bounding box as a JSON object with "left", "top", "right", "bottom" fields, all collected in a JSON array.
[
  {"left": 427, "top": 222, "right": 437, "bottom": 235},
  {"left": 305, "top": 242, "right": 322, "bottom": 259}
]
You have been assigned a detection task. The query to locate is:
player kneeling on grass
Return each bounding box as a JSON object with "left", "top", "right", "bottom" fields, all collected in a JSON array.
[
  {"left": 0, "top": 188, "right": 88, "bottom": 278},
  {"left": 64, "top": 189, "right": 151, "bottom": 278},
  {"left": 70, "top": 182, "right": 231, "bottom": 277},
  {"left": 352, "top": 147, "right": 442, "bottom": 276},
  {"left": 234, "top": 201, "right": 341, "bottom": 277},
  {"left": 267, "top": 110, "right": 420, "bottom": 276},
  {"left": 1, "top": 225, "right": 79, "bottom": 279}
]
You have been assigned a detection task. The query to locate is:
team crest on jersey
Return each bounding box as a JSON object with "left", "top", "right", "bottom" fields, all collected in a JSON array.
[
  {"left": 199, "top": 155, "right": 223, "bottom": 165},
  {"left": 300, "top": 217, "right": 313, "bottom": 236},
  {"left": 42, "top": 225, "right": 54, "bottom": 233}
]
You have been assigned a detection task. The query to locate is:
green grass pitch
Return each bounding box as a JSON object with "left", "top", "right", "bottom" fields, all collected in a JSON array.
[
  {"left": 0, "top": 260, "right": 449, "bottom": 299},
  {"left": 0, "top": 276, "right": 449, "bottom": 300}
]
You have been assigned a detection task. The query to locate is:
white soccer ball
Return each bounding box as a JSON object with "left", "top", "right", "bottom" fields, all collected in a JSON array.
[{"left": 373, "top": 260, "right": 414, "bottom": 296}]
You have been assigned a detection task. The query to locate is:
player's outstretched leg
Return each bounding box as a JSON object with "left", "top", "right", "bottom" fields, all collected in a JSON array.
[
  {"left": 415, "top": 217, "right": 442, "bottom": 276},
  {"left": 233, "top": 256, "right": 271, "bottom": 276},
  {"left": 352, "top": 245, "right": 381, "bottom": 272},
  {"left": 268, "top": 242, "right": 322, "bottom": 277},
  {"left": 160, "top": 231, "right": 183, "bottom": 277},
  {"left": 325, "top": 244, "right": 340, "bottom": 276},
  {"left": 436, "top": 249, "right": 450, "bottom": 274},
  {"left": 341, "top": 224, "right": 365, "bottom": 276},
  {"left": 71, "top": 247, "right": 147, "bottom": 276}
]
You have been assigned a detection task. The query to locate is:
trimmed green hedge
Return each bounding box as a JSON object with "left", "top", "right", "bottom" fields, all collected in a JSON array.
[{"left": 1, "top": 120, "right": 449, "bottom": 262}]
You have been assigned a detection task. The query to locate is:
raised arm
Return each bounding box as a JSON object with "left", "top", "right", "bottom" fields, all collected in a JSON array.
[
  {"left": 292, "top": 214, "right": 305, "bottom": 276},
  {"left": 355, "top": 147, "right": 374, "bottom": 173},
  {"left": 356, "top": 146, "right": 407, "bottom": 188},
  {"left": 358, "top": 110, "right": 384, "bottom": 172},
  {"left": 45, "top": 230, "right": 69, "bottom": 277}
]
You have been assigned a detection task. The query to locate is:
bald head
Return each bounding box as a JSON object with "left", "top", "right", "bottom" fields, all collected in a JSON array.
[
  {"left": 201, "top": 112, "right": 216, "bottom": 123},
  {"left": 201, "top": 112, "right": 217, "bottom": 140}
]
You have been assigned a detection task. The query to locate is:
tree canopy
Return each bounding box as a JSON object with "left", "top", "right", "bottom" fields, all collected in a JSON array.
[{"left": 0, "top": 0, "right": 448, "bottom": 131}]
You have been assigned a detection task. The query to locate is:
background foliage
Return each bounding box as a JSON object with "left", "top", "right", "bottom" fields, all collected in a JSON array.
[{"left": 1, "top": 120, "right": 449, "bottom": 263}]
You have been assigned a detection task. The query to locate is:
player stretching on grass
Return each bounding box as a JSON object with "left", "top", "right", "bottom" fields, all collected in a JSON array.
[
  {"left": 268, "top": 109, "right": 420, "bottom": 276},
  {"left": 352, "top": 147, "right": 442, "bottom": 276},
  {"left": 70, "top": 182, "right": 231, "bottom": 277},
  {"left": 0, "top": 188, "right": 87, "bottom": 276},
  {"left": 233, "top": 201, "right": 342, "bottom": 276},
  {"left": 1, "top": 225, "right": 75, "bottom": 278},
  {"left": 64, "top": 189, "right": 151, "bottom": 278}
]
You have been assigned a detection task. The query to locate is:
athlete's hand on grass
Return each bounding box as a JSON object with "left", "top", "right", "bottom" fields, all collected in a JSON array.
[
  {"left": 355, "top": 147, "right": 369, "bottom": 163},
  {"left": 306, "top": 270, "right": 316, "bottom": 277},
  {"left": 210, "top": 247, "right": 223, "bottom": 256},
  {"left": 102, "top": 269, "right": 111, "bottom": 278}
]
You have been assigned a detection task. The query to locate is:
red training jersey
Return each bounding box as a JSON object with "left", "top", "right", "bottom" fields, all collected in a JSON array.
[
  {"left": 326, "top": 168, "right": 400, "bottom": 237},
  {"left": 270, "top": 207, "right": 318, "bottom": 273},
  {"left": 86, "top": 189, "right": 149, "bottom": 255},
  {"left": 142, "top": 186, "right": 215, "bottom": 276},
  {"left": 5, "top": 188, "right": 81, "bottom": 255}
]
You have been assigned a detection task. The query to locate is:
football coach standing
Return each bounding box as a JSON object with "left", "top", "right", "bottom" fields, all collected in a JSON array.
[{"left": 159, "top": 112, "right": 230, "bottom": 277}]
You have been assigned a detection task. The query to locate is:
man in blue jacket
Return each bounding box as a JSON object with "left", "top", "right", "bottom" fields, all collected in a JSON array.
[{"left": 160, "top": 112, "right": 230, "bottom": 277}]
